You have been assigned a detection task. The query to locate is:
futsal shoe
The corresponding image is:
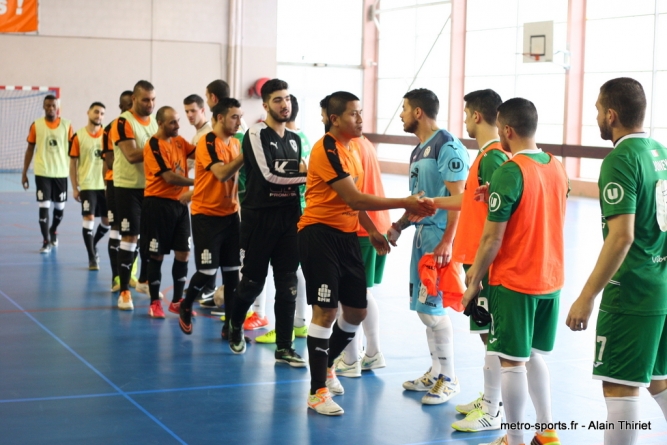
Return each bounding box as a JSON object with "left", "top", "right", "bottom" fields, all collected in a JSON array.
[
  {"left": 194, "top": 286, "right": 216, "bottom": 306},
  {"left": 130, "top": 257, "right": 138, "bottom": 287},
  {"left": 117, "top": 290, "right": 134, "bottom": 310},
  {"left": 88, "top": 259, "right": 100, "bottom": 271},
  {"left": 179, "top": 305, "right": 194, "bottom": 335},
  {"left": 49, "top": 229, "right": 58, "bottom": 247},
  {"left": 199, "top": 299, "right": 217, "bottom": 309},
  {"left": 135, "top": 282, "right": 163, "bottom": 299},
  {"left": 229, "top": 324, "right": 247, "bottom": 354},
  {"left": 421, "top": 375, "right": 460, "bottom": 405},
  {"left": 326, "top": 368, "right": 344, "bottom": 395},
  {"left": 361, "top": 351, "right": 386, "bottom": 370},
  {"left": 275, "top": 348, "right": 307, "bottom": 367},
  {"left": 333, "top": 352, "right": 362, "bottom": 378},
  {"left": 39, "top": 240, "right": 51, "bottom": 254},
  {"left": 456, "top": 393, "right": 484, "bottom": 415},
  {"left": 168, "top": 299, "right": 198, "bottom": 316},
  {"left": 307, "top": 388, "right": 344, "bottom": 416},
  {"left": 293, "top": 325, "right": 308, "bottom": 338},
  {"left": 135, "top": 281, "right": 149, "bottom": 294},
  {"left": 530, "top": 430, "right": 560, "bottom": 445},
  {"left": 480, "top": 436, "right": 509, "bottom": 445},
  {"left": 110, "top": 276, "right": 120, "bottom": 292},
  {"left": 402, "top": 368, "right": 436, "bottom": 391},
  {"left": 451, "top": 407, "right": 501, "bottom": 432},
  {"left": 244, "top": 312, "right": 269, "bottom": 330},
  {"left": 256, "top": 329, "right": 295, "bottom": 343},
  {"left": 148, "top": 300, "right": 165, "bottom": 319}
]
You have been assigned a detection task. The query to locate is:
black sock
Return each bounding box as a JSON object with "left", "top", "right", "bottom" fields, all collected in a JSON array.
[
  {"left": 82, "top": 227, "right": 96, "bottom": 260},
  {"left": 222, "top": 270, "right": 240, "bottom": 321},
  {"left": 231, "top": 297, "right": 254, "bottom": 329},
  {"left": 147, "top": 257, "right": 163, "bottom": 302},
  {"left": 50, "top": 208, "right": 64, "bottom": 234},
  {"left": 117, "top": 248, "right": 134, "bottom": 292},
  {"left": 327, "top": 321, "right": 356, "bottom": 368},
  {"left": 108, "top": 237, "right": 120, "bottom": 278},
  {"left": 38, "top": 208, "right": 49, "bottom": 241},
  {"left": 183, "top": 272, "right": 211, "bottom": 307},
  {"left": 93, "top": 224, "right": 109, "bottom": 246},
  {"left": 307, "top": 335, "right": 330, "bottom": 394},
  {"left": 206, "top": 274, "right": 217, "bottom": 291},
  {"left": 138, "top": 249, "right": 148, "bottom": 282},
  {"left": 171, "top": 259, "right": 188, "bottom": 303},
  {"left": 231, "top": 277, "right": 263, "bottom": 329}
]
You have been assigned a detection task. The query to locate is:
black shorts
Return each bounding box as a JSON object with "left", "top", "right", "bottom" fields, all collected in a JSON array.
[
  {"left": 115, "top": 187, "right": 143, "bottom": 236},
  {"left": 298, "top": 223, "right": 367, "bottom": 309},
  {"left": 192, "top": 213, "right": 241, "bottom": 270},
  {"left": 141, "top": 196, "right": 191, "bottom": 255},
  {"left": 35, "top": 176, "right": 67, "bottom": 203},
  {"left": 240, "top": 205, "right": 300, "bottom": 282},
  {"left": 80, "top": 189, "right": 107, "bottom": 217},
  {"left": 105, "top": 180, "right": 117, "bottom": 227}
]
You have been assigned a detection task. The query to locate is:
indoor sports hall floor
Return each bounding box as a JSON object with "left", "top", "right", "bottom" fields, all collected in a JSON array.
[{"left": 0, "top": 172, "right": 665, "bottom": 445}]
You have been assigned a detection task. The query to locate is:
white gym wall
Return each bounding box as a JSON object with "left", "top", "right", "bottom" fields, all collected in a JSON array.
[{"left": 0, "top": 0, "right": 278, "bottom": 138}]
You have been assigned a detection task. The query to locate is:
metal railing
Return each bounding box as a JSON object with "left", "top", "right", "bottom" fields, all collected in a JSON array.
[{"left": 364, "top": 133, "right": 613, "bottom": 160}]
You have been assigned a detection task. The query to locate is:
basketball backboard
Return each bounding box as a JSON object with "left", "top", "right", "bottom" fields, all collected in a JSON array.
[{"left": 522, "top": 21, "right": 554, "bottom": 63}]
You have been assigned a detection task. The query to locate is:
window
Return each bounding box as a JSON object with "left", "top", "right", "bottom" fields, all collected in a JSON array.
[
  {"left": 376, "top": 1, "right": 452, "bottom": 161},
  {"left": 276, "top": 0, "right": 364, "bottom": 145},
  {"left": 580, "top": 0, "right": 663, "bottom": 179},
  {"left": 465, "top": 0, "right": 568, "bottom": 143}
]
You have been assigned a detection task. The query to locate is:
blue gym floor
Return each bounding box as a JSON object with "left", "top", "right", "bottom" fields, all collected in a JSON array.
[{"left": 0, "top": 172, "right": 665, "bottom": 445}]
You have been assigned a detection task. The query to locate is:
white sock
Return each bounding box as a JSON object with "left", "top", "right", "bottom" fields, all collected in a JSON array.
[
  {"left": 362, "top": 290, "right": 381, "bottom": 357},
  {"left": 338, "top": 307, "right": 360, "bottom": 365},
  {"left": 252, "top": 288, "right": 266, "bottom": 317},
  {"left": 432, "top": 315, "right": 455, "bottom": 380},
  {"left": 501, "top": 366, "right": 528, "bottom": 445},
  {"left": 294, "top": 267, "right": 308, "bottom": 327},
  {"left": 605, "top": 396, "right": 640, "bottom": 445},
  {"left": 120, "top": 241, "right": 137, "bottom": 252},
  {"left": 426, "top": 327, "right": 440, "bottom": 378},
  {"left": 652, "top": 387, "right": 667, "bottom": 419},
  {"left": 482, "top": 352, "right": 502, "bottom": 416},
  {"left": 337, "top": 316, "right": 360, "bottom": 333},
  {"left": 526, "top": 352, "right": 552, "bottom": 431}
]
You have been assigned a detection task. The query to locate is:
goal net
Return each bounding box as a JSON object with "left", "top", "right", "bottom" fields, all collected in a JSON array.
[{"left": 0, "top": 86, "right": 60, "bottom": 172}]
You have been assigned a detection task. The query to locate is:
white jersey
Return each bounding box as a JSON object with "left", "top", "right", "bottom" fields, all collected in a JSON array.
[
  {"left": 189, "top": 121, "right": 212, "bottom": 172},
  {"left": 191, "top": 121, "right": 212, "bottom": 146}
]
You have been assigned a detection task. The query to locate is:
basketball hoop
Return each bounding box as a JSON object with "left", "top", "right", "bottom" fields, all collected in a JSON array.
[
  {"left": 520, "top": 52, "right": 541, "bottom": 62},
  {"left": 522, "top": 21, "right": 552, "bottom": 64}
]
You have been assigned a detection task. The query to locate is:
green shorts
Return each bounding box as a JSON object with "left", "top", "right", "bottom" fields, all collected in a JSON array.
[
  {"left": 358, "top": 236, "right": 387, "bottom": 287},
  {"left": 486, "top": 285, "right": 560, "bottom": 361},
  {"left": 593, "top": 310, "right": 667, "bottom": 387},
  {"left": 463, "top": 264, "right": 490, "bottom": 333}
]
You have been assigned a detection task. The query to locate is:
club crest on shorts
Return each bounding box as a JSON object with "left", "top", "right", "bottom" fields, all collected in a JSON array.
[
  {"left": 318, "top": 284, "right": 331, "bottom": 302},
  {"left": 201, "top": 249, "right": 212, "bottom": 264}
]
